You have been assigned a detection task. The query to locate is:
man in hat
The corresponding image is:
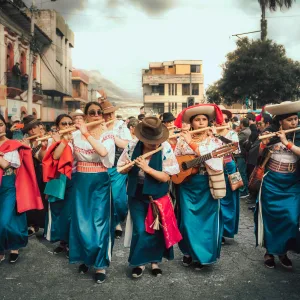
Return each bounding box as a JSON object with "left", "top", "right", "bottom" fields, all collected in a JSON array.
[
  {"left": 70, "top": 109, "right": 84, "bottom": 125},
  {"left": 161, "top": 112, "right": 175, "bottom": 128},
  {"left": 100, "top": 100, "right": 132, "bottom": 238},
  {"left": 22, "top": 115, "right": 48, "bottom": 235}
]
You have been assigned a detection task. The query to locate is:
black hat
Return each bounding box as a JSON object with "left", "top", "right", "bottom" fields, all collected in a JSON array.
[
  {"left": 161, "top": 112, "right": 175, "bottom": 123},
  {"left": 22, "top": 115, "right": 39, "bottom": 133}
]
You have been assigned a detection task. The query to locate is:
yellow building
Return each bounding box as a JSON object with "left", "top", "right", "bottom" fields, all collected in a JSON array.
[{"left": 142, "top": 60, "right": 204, "bottom": 116}]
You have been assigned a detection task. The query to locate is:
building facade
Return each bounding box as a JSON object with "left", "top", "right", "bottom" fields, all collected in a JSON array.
[
  {"left": 0, "top": 0, "right": 51, "bottom": 120},
  {"left": 142, "top": 60, "right": 204, "bottom": 116}
]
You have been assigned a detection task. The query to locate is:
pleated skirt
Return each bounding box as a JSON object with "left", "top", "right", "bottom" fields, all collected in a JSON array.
[
  {"left": 0, "top": 174, "right": 27, "bottom": 252},
  {"left": 69, "top": 172, "right": 114, "bottom": 269},
  {"left": 178, "top": 174, "right": 223, "bottom": 265}
]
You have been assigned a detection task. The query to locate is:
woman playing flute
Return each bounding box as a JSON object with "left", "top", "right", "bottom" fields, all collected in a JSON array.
[{"left": 255, "top": 101, "right": 300, "bottom": 269}]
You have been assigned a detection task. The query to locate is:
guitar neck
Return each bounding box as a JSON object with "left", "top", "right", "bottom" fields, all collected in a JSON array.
[
  {"left": 32, "top": 144, "right": 42, "bottom": 157},
  {"left": 182, "top": 153, "right": 212, "bottom": 170}
]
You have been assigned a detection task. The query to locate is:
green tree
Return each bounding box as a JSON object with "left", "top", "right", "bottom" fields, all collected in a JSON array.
[
  {"left": 207, "top": 38, "right": 300, "bottom": 107},
  {"left": 206, "top": 82, "right": 223, "bottom": 105},
  {"left": 259, "top": 0, "right": 295, "bottom": 41}
]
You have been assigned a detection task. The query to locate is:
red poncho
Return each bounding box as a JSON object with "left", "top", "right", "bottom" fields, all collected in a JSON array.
[
  {"left": 42, "top": 141, "right": 73, "bottom": 182},
  {"left": 0, "top": 140, "right": 43, "bottom": 213}
]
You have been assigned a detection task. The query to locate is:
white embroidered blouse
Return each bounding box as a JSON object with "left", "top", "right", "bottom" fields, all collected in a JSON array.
[
  {"left": 113, "top": 120, "right": 132, "bottom": 141},
  {"left": 270, "top": 142, "right": 298, "bottom": 163},
  {"left": 72, "top": 130, "right": 115, "bottom": 168},
  {"left": 117, "top": 140, "right": 180, "bottom": 180},
  {"left": 174, "top": 136, "right": 224, "bottom": 171},
  {"left": 3, "top": 150, "right": 21, "bottom": 169}
]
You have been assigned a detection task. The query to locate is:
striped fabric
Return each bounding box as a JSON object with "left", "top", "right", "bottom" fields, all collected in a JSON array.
[{"left": 77, "top": 162, "right": 107, "bottom": 173}]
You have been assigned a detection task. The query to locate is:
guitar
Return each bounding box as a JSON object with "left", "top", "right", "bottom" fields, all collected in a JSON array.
[{"left": 171, "top": 143, "right": 239, "bottom": 184}]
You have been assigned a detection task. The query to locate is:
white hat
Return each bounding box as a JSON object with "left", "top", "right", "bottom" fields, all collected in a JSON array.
[
  {"left": 265, "top": 101, "right": 300, "bottom": 116},
  {"left": 70, "top": 109, "right": 84, "bottom": 118},
  {"left": 11, "top": 115, "right": 21, "bottom": 122}
]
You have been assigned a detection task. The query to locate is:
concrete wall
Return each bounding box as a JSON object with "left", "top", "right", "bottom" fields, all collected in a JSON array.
[{"left": 175, "top": 64, "right": 191, "bottom": 75}]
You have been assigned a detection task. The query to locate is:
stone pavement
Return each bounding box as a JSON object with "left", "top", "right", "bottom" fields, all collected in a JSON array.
[{"left": 1, "top": 201, "right": 300, "bottom": 300}]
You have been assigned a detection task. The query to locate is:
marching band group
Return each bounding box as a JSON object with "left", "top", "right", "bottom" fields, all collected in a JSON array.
[{"left": 0, "top": 100, "right": 300, "bottom": 284}]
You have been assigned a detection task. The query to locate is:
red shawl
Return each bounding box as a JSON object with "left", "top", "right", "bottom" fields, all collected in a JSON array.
[
  {"left": 145, "top": 194, "right": 182, "bottom": 249},
  {"left": 0, "top": 140, "right": 43, "bottom": 213},
  {"left": 42, "top": 141, "right": 73, "bottom": 183}
]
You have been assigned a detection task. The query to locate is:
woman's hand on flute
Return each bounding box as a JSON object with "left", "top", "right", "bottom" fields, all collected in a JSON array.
[
  {"left": 276, "top": 130, "right": 288, "bottom": 146},
  {"left": 76, "top": 123, "right": 88, "bottom": 135},
  {"left": 181, "top": 130, "right": 192, "bottom": 144},
  {"left": 51, "top": 131, "right": 61, "bottom": 143}
]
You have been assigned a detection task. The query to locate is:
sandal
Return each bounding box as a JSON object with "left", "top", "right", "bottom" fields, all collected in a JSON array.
[
  {"left": 132, "top": 266, "right": 145, "bottom": 278},
  {"left": 279, "top": 254, "right": 292, "bottom": 269},
  {"left": 28, "top": 226, "right": 39, "bottom": 237},
  {"left": 264, "top": 253, "right": 275, "bottom": 269}
]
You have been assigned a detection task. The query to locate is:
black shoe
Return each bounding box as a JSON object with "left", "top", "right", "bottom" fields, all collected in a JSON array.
[
  {"left": 115, "top": 230, "right": 123, "bottom": 239},
  {"left": 222, "top": 237, "right": 226, "bottom": 245},
  {"left": 279, "top": 255, "right": 292, "bottom": 269},
  {"left": 132, "top": 267, "right": 144, "bottom": 278},
  {"left": 95, "top": 272, "right": 106, "bottom": 284},
  {"left": 53, "top": 246, "right": 65, "bottom": 255},
  {"left": 264, "top": 254, "right": 275, "bottom": 269},
  {"left": 9, "top": 253, "right": 19, "bottom": 263},
  {"left": 78, "top": 264, "right": 89, "bottom": 274},
  {"left": 194, "top": 262, "right": 204, "bottom": 271},
  {"left": 151, "top": 268, "right": 162, "bottom": 277},
  {"left": 182, "top": 255, "right": 193, "bottom": 267}
]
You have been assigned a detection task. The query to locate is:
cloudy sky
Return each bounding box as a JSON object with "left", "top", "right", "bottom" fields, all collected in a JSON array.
[{"left": 25, "top": 0, "right": 300, "bottom": 98}]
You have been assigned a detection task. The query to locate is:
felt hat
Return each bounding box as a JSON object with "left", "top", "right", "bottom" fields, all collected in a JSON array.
[
  {"left": 22, "top": 115, "right": 39, "bottom": 133},
  {"left": 100, "top": 100, "right": 118, "bottom": 114},
  {"left": 135, "top": 117, "right": 169, "bottom": 145},
  {"left": 161, "top": 112, "right": 176, "bottom": 123}
]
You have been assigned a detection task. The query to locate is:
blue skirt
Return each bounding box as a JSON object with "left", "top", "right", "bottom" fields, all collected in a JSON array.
[
  {"left": 69, "top": 172, "right": 114, "bottom": 269},
  {"left": 178, "top": 174, "right": 223, "bottom": 265},
  {"left": 255, "top": 169, "right": 300, "bottom": 255},
  {"left": 221, "top": 160, "right": 240, "bottom": 238},
  {"left": 0, "top": 174, "right": 27, "bottom": 252},
  {"left": 44, "top": 174, "right": 74, "bottom": 243},
  {"left": 128, "top": 185, "right": 174, "bottom": 267},
  {"left": 108, "top": 167, "right": 128, "bottom": 225}
]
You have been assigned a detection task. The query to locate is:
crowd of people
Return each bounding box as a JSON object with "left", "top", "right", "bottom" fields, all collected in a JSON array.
[{"left": 0, "top": 100, "right": 300, "bottom": 283}]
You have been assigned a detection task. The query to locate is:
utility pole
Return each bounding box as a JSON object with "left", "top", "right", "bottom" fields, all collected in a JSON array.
[{"left": 27, "top": 0, "right": 36, "bottom": 115}]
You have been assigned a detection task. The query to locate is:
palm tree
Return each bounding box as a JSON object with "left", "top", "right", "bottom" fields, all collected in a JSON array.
[{"left": 259, "top": 0, "right": 295, "bottom": 41}]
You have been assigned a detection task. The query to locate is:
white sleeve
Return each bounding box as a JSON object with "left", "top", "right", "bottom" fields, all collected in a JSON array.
[
  {"left": 3, "top": 150, "right": 21, "bottom": 168},
  {"left": 117, "top": 140, "right": 137, "bottom": 167},
  {"left": 161, "top": 142, "right": 180, "bottom": 175},
  {"left": 101, "top": 133, "right": 115, "bottom": 168}
]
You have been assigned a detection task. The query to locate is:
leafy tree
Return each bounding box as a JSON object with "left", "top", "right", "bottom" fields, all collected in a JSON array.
[
  {"left": 207, "top": 38, "right": 300, "bottom": 107},
  {"left": 206, "top": 82, "right": 223, "bottom": 105},
  {"left": 259, "top": 0, "right": 295, "bottom": 41}
]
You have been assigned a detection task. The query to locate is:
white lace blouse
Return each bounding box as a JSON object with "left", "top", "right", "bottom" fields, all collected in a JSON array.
[
  {"left": 174, "top": 137, "right": 224, "bottom": 171},
  {"left": 72, "top": 130, "right": 115, "bottom": 168},
  {"left": 3, "top": 150, "right": 21, "bottom": 169}
]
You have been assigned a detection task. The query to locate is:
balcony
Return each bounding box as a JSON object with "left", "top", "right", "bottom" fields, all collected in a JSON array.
[
  {"left": 144, "top": 94, "right": 204, "bottom": 103},
  {"left": 4, "top": 72, "right": 43, "bottom": 102},
  {"left": 143, "top": 73, "right": 204, "bottom": 85}
]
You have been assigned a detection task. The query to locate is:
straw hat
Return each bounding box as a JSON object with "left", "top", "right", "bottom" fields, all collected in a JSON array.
[
  {"left": 264, "top": 101, "right": 300, "bottom": 116},
  {"left": 70, "top": 109, "right": 84, "bottom": 118},
  {"left": 100, "top": 100, "right": 118, "bottom": 114},
  {"left": 182, "top": 105, "right": 216, "bottom": 123},
  {"left": 135, "top": 117, "right": 169, "bottom": 145}
]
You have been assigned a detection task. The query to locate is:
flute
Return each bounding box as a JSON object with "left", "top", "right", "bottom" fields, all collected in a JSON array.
[
  {"left": 117, "top": 146, "right": 163, "bottom": 173},
  {"left": 169, "top": 125, "right": 230, "bottom": 139},
  {"left": 36, "top": 119, "right": 115, "bottom": 142},
  {"left": 0, "top": 133, "right": 6, "bottom": 138},
  {"left": 25, "top": 134, "right": 41, "bottom": 141},
  {"left": 258, "top": 127, "right": 300, "bottom": 140}
]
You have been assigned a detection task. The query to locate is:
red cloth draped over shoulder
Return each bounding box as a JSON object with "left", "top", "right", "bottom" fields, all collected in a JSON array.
[
  {"left": 0, "top": 140, "right": 43, "bottom": 213},
  {"left": 42, "top": 141, "right": 73, "bottom": 183},
  {"left": 145, "top": 194, "right": 182, "bottom": 249}
]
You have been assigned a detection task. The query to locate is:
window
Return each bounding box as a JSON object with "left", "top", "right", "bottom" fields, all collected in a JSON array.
[
  {"left": 151, "top": 84, "right": 164, "bottom": 95},
  {"left": 182, "top": 84, "right": 190, "bottom": 96},
  {"left": 153, "top": 103, "right": 164, "bottom": 114},
  {"left": 192, "top": 83, "right": 199, "bottom": 95},
  {"left": 168, "top": 84, "right": 177, "bottom": 96},
  {"left": 190, "top": 65, "right": 200, "bottom": 73}
]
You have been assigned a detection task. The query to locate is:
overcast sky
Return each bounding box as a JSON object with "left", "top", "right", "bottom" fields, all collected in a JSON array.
[{"left": 25, "top": 0, "right": 300, "bottom": 97}]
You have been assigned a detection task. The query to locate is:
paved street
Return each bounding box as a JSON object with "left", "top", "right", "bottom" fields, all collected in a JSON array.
[{"left": 1, "top": 201, "right": 300, "bottom": 300}]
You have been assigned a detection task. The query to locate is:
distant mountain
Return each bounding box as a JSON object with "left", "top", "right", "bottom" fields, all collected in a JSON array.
[{"left": 82, "top": 70, "right": 142, "bottom": 105}]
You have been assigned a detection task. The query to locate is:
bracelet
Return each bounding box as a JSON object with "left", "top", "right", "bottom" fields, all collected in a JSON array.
[
  {"left": 259, "top": 142, "right": 266, "bottom": 150},
  {"left": 83, "top": 132, "right": 91, "bottom": 139},
  {"left": 189, "top": 142, "right": 198, "bottom": 152},
  {"left": 286, "top": 142, "right": 293, "bottom": 150}
]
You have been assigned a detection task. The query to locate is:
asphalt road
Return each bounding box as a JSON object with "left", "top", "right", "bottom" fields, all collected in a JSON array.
[{"left": 1, "top": 201, "right": 300, "bottom": 300}]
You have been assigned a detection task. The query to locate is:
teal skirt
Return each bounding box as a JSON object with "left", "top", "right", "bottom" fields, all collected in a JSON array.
[
  {"left": 108, "top": 167, "right": 128, "bottom": 225},
  {"left": 0, "top": 174, "right": 27, "bottom": 252},
  {"left": 128, "top": 185, "right": 174, "bottom": 267},
  {"left": 178, "top": 174, "right": 223, "bottom": 265},
  {"left": 255, "top": 169, "right": 300, "bottom": 255},
  {"left": 221, "top": 160, "right": 240, "bottom": 238},
  {"left": 69, "top": 172, "right": 114, "bottom": 269},
  {"left": 44, "top": 174, "right": 74, "bottom": 243}
]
